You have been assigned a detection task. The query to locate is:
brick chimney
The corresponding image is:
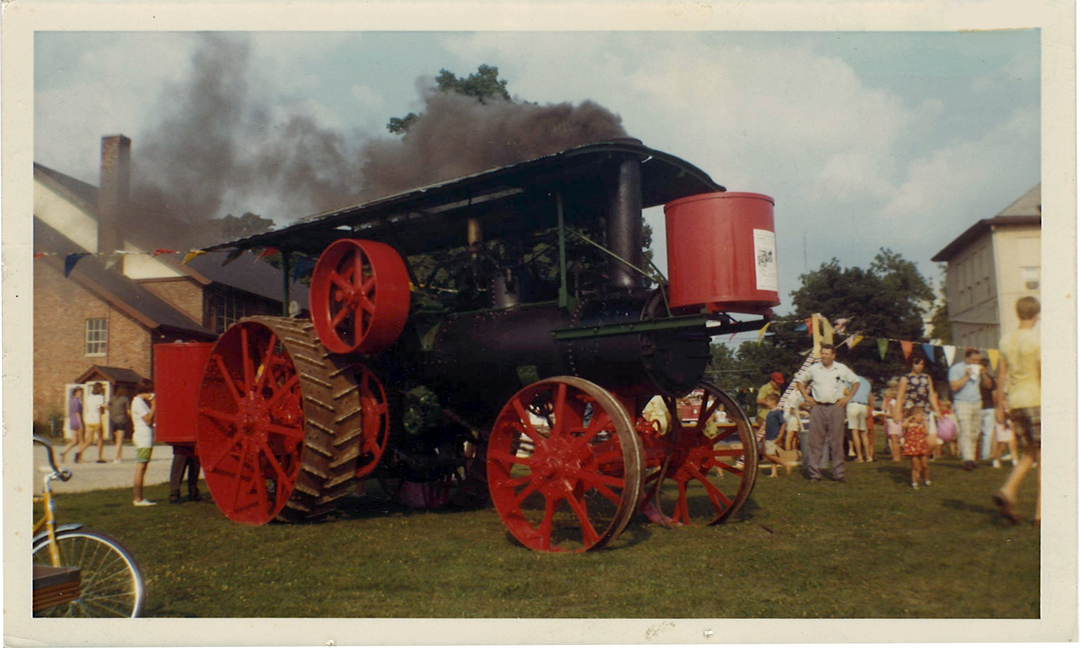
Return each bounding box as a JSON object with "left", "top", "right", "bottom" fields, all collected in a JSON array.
[{"left": 98, "top": 135, "right": 131, "bottom": 259}]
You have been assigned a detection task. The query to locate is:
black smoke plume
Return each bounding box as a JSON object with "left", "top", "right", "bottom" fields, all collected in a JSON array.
[{"left": 129, "top": 34, "right": 628, "bottom": 247}]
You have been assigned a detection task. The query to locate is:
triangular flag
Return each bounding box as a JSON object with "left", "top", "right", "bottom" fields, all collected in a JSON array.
[
  {"left": 820, "top": 317, "right": 835, "bottom": 343},
  {"left": 292, "top": 256, "right": 316, "bottom": 282},
  {"left": 256, "top": 247, "right": 279, "bottom": 260},
  {"left": 900, "top": 340, "right": 914, "bottom": 361},
  {"left": 987, "top": 348, "right": 1000, "bottom": 372},
  {"left": 943, "top": 345, "right": 957, "bottom": 366},
  {"left": 182, "top": 250, "right": 208, "bottom": 265},
  {"left": 878, "top": 338, "right": 889, "bottom": 359},
  {"left": 922, "top": 344, "right": 937, "bottom": 363},
  {"left": 152, "top": 248, "right": 178, "bottom": 257},
  {"left": 221, "top": 249, "right": 246, "bottom": 266},
  {"left": 757, "top": 322, "right": 771, "bottom": 345},
  {"left": 103, "top": 253, "right": 123, "bottom": 270},
  {"left": 64, "top": 253, "right": 90, "bottom": 277},
  {"left": 804, "top": 318, "right": 813, "bottom": 334},
  {"left": 33, "top": 251, "right": 47, "bottom": 259},
  {"left": 834, "top": 317, "right": 850, "bottom": 335},
  {"left": 848, "top": 334, "right": 864, "bottom": 349}
]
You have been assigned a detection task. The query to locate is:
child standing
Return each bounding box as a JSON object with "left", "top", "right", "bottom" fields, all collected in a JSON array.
[
  {"left": 936, "top": 396, "right": 959, "bottom": 459},
  {"left": 882, "top": 384, "right": 902, "bottom": 461},
  {"left": 758, "top": 392, "right": 793, "bottom": 477},
  {"left": 901, "top": 404, "right": 931, "bottom": 489}
]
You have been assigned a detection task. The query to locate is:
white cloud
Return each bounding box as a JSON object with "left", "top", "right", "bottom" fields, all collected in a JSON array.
[
  {"left": 880, "top": 104, "right": 1039, "bottom": 243},
  {"left": 34, "top": 34, "right": 196, "bottom": 180},
  {"left": 350, "top": 84, "right": 385, "bottom": 110}
]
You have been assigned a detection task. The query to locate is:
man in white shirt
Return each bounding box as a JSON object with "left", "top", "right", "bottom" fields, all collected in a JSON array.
[
  {"left": 83, "top": 383, "right": 108, "bottom": 463},
  {"left": 794, "top": 344, "right": 859, "bottom": 482}
]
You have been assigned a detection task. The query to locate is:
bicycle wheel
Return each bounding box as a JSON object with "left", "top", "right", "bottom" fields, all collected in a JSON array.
[{"left": 32, "top": 529, "right": 145, "bottom": 617}]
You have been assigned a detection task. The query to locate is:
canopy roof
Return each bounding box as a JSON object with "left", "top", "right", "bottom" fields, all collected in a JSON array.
[{"left": 206, "top": 140, "right": 725, "bottom": 258}]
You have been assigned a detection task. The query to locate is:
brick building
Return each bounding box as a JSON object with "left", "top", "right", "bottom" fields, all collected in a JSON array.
[{"left": 33, "top": 135, "right": 308, "bottom": 426}]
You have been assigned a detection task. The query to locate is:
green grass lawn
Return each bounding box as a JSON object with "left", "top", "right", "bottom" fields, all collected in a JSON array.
[{"left": 40, "top": 452, "right": 1039, "bottom": 618}]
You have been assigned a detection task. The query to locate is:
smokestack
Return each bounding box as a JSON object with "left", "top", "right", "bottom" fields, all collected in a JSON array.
[
  {"left": 607, "top": 142, "right": 644, "bottom": 290},
  {"left": 98, "top": 135, "right": 131, "bottom": 259}
]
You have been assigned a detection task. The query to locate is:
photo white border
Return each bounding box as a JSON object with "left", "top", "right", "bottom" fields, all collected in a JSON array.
[{"left": 3, "top": 1, "right": 1075, "bottom": 645}]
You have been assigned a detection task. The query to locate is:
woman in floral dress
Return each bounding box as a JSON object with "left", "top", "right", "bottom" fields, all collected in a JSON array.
[{"left": 894, "top": 353, "right": 943, "bottom": 451}]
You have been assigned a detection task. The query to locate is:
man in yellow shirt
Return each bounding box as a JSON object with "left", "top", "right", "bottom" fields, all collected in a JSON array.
[{"left": 992, "top": 296, "right": 1041, "bottom": 525}]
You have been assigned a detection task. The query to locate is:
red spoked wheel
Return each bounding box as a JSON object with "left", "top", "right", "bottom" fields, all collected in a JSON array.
[
  {"left": 487, "top": 377, "right": 643, "bottom": 552},
  {"left": 638, "top": 382, "right": 758, "bottom": 527},
  {"left": 197, "top": 317, "right": 350, "bottom": 525},
  {"left": 347, "top": 363, "right": 390, "bottom": 480},
  {"left": 310, "top": 239, "right": 411, "bottom": 355}
]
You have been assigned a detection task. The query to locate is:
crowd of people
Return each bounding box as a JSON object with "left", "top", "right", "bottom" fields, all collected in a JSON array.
[
  {"left": 61, "top": 378, "right": 201, "bottom": 507},
  {"left": 753, "top": 296, "right": 1041, "bottom": 526}
]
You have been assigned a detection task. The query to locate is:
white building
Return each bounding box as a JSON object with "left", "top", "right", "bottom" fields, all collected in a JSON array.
[{"left": 931, "top": 184, "right": 1041, "bottom": 349}]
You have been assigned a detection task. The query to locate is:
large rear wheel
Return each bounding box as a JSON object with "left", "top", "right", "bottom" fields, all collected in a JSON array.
[{"left": 197, "top": 317, "right": 361, "bottom": 525}]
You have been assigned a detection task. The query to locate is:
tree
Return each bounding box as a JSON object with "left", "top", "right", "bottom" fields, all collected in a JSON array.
[
  {"left": 218, "top": 212, "right": 275, "bottom": 240},
  {"left": 792, "top": 249, "right": 932, "bottom": 342},
  {"left": 387, "top": 65, "right": 511, "bottom": 134},
  {"left": 929, "top": 272, "right": 952, "bottom": 343},
  {"left": 787, "top": 249, "right": 940, "bottom": 386}
]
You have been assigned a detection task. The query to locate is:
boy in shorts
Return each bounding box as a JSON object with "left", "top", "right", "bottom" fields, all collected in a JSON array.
[
  {"left": 759, "top": 393, "right": 793, "bottom": 477},
  {"left": 131, "top": 379, "right": 158, "bottom": 506}
]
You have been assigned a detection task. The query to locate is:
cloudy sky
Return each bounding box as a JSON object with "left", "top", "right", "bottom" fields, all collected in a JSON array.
[{"left": 33, "top": 28, "right": 1040, "bottom": 322}]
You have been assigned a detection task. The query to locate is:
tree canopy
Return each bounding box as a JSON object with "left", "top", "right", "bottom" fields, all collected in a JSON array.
[
  {"left": 387, "top": 65, "right": 512, "bottom": 134},
  {"left": 706, "top": 249, "right": 944, "bottom": 397},
  {"left": 217, "top": 212, "right": 275, "bottom": 240}
]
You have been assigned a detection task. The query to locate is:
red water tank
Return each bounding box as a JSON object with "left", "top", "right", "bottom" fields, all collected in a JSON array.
[
  {"left": 153, "top": 342, "right": 214, "bottom": 444},
  {"left": 664, "top": 192, "right": 779, "bottom": 314}
]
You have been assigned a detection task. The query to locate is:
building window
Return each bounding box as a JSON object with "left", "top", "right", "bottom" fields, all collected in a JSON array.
[
  {"left": 85, "top": 318, "right": 107, "bottom": 356},
  {"left": 212, "top": 291, "right": 247, "bottom": 333},
  {"left": 1021, "top": 266, "right": 1040, "bottom": 290}
]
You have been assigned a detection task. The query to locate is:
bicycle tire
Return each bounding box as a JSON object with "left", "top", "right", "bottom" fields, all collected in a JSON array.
[{"left": 32, "top": 528, "right": 145, "bottom": 617}]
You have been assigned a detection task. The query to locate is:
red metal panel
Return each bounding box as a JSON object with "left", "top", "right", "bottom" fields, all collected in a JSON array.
[
  {"left": 664, "top": 192, "right": 780, "bottom": 314},
  {"left": 153, "top": 342, "right": 214, "bottom": 444}
]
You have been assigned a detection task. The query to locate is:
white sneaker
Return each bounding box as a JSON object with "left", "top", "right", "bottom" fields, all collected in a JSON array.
[
  {"left": 923, "top": 480, "right": 932, "bottom": 487},
  {"left": 133, "top": 499, "right": 157, "bottom": 507},
  {"left": 910, "top": 482, "right": 919, "bottom": 490},
  {"left": 992, "top": 459, "right": 1001, "bottom": 468}
]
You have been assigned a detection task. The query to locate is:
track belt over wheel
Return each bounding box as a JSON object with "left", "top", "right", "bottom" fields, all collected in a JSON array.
[{"left": 196, "top": 316, "right": 364, "bottom": 525}]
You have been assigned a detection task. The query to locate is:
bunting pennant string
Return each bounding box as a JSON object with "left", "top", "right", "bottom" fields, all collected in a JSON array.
[
  {"left": 221, "top": 249, "right": 247, "bottom": 266},
  {"left": 921, "top": 343, "right": 936, "bottom": 362},
  {"left": 256, "top": 247, "right": 279, "bottom": 260},
  {"left": 103, "top": 254, "right": 123, "bottom": 271},
  {"left": 849, "top": 334, "right": 864, "bottom": 349},
  {"left": 182, "top": 250, "right": 208, "bottom": 265},
  {"left": 900, "top": 340, "right": 914, "bottom": 361},
  {"left": 64, "top": 253, "right": 90, "bottom": 278},
  {"left": 292, "top": 256, "right": 316, "bottom": 282},
  {"left": 877, "top": 338, "right": 889, "bottom": 359},
  {"left": 757, "top": 322, "right": 771, "bottom": 345},
  {"left": 986, "top": 348, "right": 1001, "bottom": 372},
  {"left": 151, "top": 248, "right": 178, "bottom": 257},
  {"left": 943, "top": 345, "right": 957, "bottom": 366}
]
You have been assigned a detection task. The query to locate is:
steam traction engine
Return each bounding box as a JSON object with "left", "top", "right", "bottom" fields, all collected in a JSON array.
[{"left": 162, "top": 140, "right": 779, "bottom": 552}]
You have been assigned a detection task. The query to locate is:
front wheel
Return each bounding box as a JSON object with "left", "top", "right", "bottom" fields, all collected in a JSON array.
[{"left": 32, "top": 529, "right": 145, "bottom": 617}]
